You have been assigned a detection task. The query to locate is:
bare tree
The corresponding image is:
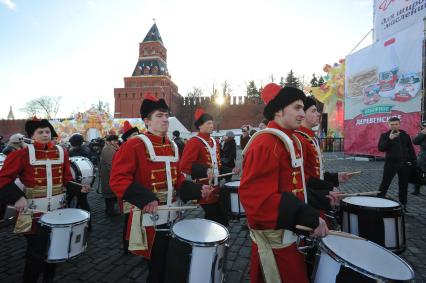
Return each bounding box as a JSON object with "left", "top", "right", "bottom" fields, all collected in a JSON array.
[
  {"left": 92, "top": 100, "right": 110, "bottom": 113},
  {"left": 20, "top": 96, "right": 62, "bottom": 119},
  {"left": 20, "top": 102, "right": 41, "bottom": 118},
  {"left": 222, "top": 80, "right": 232, "bottom": 97}
]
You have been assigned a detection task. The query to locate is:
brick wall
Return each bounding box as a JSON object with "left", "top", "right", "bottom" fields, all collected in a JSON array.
[{"left": 0, "top": 119, "right": 26, "bottom": 140}]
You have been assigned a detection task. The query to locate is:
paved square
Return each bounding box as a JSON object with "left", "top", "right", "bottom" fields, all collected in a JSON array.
[{"left": 1, "top": 152, "right": 424, "bottom": 282}]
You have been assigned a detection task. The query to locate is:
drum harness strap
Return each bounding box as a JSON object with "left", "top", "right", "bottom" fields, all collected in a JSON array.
[
  {"left": 243, "top": 128, "right": 307, "bottom": 283},
  {"left": 128, "top": 134, "right": 179, "bottom": 252},
  {"left": 27, "top": 144, "right": 65, "bottom": 212},
  {"left": 295, "top": 130, "right": 324, "bottom": 179},
  {"left": 194, "top": 135, "right": 219, "bottom": 186}
]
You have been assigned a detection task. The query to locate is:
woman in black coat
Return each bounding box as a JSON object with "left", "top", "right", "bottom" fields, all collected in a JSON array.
[{"left": 221, "top": 131, "right": 237, "bottom": 171}]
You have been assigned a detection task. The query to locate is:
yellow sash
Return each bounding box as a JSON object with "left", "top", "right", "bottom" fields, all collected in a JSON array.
[
  {"left": 249, "top": 228, "right": 295, "bottom": 283},
  {"left": 128, "top": 210, "right": 149, "bottom": 251}
]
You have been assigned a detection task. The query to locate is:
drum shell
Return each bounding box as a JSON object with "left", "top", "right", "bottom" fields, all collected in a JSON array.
[
  {"left": 70, "top": 157, "right": 95, "bottom": 186},
  {"left": 224, "top": 181, "right": 245, "bottom": 217},
  {"left": 39, "top": 208, "right": 90, "bottom": 262},
  {"left": 171, "top": 219, "right": 229, "bottom": 283},
  {"left": 340, "top": 196, "right": 405, "bottom": 253}
]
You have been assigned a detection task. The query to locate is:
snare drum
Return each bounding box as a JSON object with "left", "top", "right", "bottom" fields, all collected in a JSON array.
[
  {"left": 224, "top": 181, "right": 245, "bottom": 218},
  {"left": 340, "top": 196, "right": 405, "bottom": 253},
  {"left": 39, "top": 208, "right": 90, "bottom": 262},
  {"left": 312, "top": 235, "right": 415, "bottom": 282},
  {"left": 70, "top": 157, "right": 95, "bottom": 186},
  {"left": 171, "top": 219, "right": 229, "bottom": 283}
]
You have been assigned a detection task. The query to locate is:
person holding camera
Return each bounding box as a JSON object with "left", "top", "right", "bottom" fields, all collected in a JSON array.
[
  {"left": 2, "top": 133, "right": 27, "bottom": 155},
  {"left": 378, "top": 117, "right": 416, "bottom": 211},
  {"left": 411, "top": 122, "right": 426, "bottom": 195}
]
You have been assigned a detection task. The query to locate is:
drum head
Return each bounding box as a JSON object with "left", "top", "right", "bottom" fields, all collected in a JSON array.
[
  {"left": 172, "top": 218, "right": 229, "bottom": 246},
  {"left": 40, "top": 208, "right": 90, "bottom": 225},
  {"left": 343, "top": 196, "right": 399, "bottom": 208},
  {"left": 224, "top": 181, "right": 240, "bottom": 188},
  {"left": 321, "top": 235, "right": 414, "bottom": 280}
]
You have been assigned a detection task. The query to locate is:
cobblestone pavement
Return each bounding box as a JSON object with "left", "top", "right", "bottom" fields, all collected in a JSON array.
[{"left": 1, "top": 152, "right": 425, "bottom": 282}]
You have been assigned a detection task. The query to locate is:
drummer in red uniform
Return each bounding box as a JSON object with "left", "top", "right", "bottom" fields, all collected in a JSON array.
[
  {"left": 180, "top": 108, "right": 238, "bottom": 226},
  {"left": 0, "top": 118, "right": 89, "bottom": 283},
  {"left": 109, "top": 94, "right": 214, "bottom": 283},
  {"left": 239, "top": 84, "right": 329, "bottom": 283},
  {"left": 296, "top": 96, "right": 353, "bottom": 192}
]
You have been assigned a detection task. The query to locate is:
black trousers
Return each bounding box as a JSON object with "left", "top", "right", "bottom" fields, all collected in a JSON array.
[
  {"left": 379, "top": 163, "right": 410, "bottom": 205},
  {"left": 122, "top": 213, "right": 129, "bottom": 252},
  {"left": 23, "top": 225, "right": 56, "bottom": 283},
  {"left": 201, "top": 202, "right": 228, "bottom": 226},
  {"left": 146, "top": 225, "right": 191, "bottom": 283},
  {"left": 66, "top": 190, "right": 91, "bottom": 212}
]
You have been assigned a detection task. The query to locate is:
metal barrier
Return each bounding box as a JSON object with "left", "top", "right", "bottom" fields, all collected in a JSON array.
[{"left": 319, "top": 138, "right": 344, "bottom": 152}]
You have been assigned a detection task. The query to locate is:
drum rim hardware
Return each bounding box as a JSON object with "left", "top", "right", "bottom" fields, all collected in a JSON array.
[
  {"left": 342, "top": 196, "right": 401, "bottom": 212},
  {"left": 171, "top": 218, "right": 229, "bottom": 247},
  {"left": 39, "top": 208, "right": 91, "bottom": 227},
  {"left": 318, "top": 236, "right": 415, "bottom": 281}
]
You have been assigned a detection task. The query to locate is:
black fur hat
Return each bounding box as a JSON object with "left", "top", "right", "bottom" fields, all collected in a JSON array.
[{"left": 25, "top": 118, "right": 58, "bottom": 138}]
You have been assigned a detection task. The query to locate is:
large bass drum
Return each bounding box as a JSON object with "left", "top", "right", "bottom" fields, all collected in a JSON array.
[
  {"left": 171, "top": 218, "right": 229, "bottom": 283},
  {"left": 70, "top": 156, "right": 95, "bottom": 186}
]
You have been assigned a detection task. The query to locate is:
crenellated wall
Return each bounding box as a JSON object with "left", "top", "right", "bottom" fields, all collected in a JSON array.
[{"left": 176, "top": 96, "right": 265, "bottom": 131}]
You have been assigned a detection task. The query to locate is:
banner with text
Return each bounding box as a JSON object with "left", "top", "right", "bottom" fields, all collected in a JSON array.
[
  {"left": 345, "top": 21, "right": 423, "bottom": 156},
  {"left": 374, "top": 0, "right": 426, "bottom": 41}
]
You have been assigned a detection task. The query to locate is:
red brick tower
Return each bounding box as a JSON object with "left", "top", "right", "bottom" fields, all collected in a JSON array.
[{"left": 114, "top": 23, "right": 182, "bottom": 118}]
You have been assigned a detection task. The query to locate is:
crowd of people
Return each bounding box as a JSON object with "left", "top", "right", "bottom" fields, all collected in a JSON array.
[{"left": 0, "top": 85, "right": 425, "bottom": 282}]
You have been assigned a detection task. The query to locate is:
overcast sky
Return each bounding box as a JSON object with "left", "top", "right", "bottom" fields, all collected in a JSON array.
[{"left": 0, "top": 0, "right": 373, "bottom": 119}]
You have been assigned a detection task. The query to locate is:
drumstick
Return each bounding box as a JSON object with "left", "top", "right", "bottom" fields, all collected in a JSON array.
[
  {"left": 346, "top": 171, "right": 362, "bottom": 176},
  {"left": 196, "top": 172, "right": 236, "bottom": 182},
  {"left": 296, "top": 225, "right": 364, "bottom": 240},
  {"left": 7, "top": 205, "right": 47, "bottom": 214},
  {"left": 69, "top": 180, "right": 83, "bottom": 187},
  {"left": 157, "top": 206, "right": 199, "bottom": 211},
  {"left": 335, "top": 191, "right": 381, "bottom": 197},
  {"left": 132, "top": 205, "right": 199, "bottom": 212}
]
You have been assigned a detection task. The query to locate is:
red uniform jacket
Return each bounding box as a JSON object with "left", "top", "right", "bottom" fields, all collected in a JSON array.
[
  {"left": 0, "top": 141, "right": 73, "bottom": 191},
  {"left": 180, "top": 132, "right": 222, "bottom": 204},
  {"left": 0, "top": 141, "right": 74, "bottom": 232},
  {"left": 296, "top": 126, "right": 338, "bottom": 189},
  {"left": 109, "top": 132, "right": 202, "bottom": 258},
  {"left": 239, "top": 121, "right": 319, "bottom": 283}
]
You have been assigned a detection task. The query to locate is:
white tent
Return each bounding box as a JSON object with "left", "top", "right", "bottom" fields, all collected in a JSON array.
[{"left": 167, "top": 117, "right": 191, "bottom": 139}]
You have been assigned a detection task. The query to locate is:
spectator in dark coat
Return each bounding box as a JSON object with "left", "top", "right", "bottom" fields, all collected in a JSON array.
[
  {"left": 100, "top": 135, "right": 120, "bottom": 215},
  {"left": 222, "top": 131, "right": 237, "bottom": 169},
  {"left": 2, "top": 133, "right": 26, "bottom": 155},
  {"left": 240, "top": 126, "right": 250, "bottom": 150},
  {"left": 377, "top": 117, "right": 416, "bottom": 211},
  {"left": 411, "top": 123, "right": 426, "bottom": 195},
  {"left": 172, "top": 130, "right": 185, "bottom": 157},
  {"left": 69, "top": 133, "right": 91, "bottom": 158}
]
